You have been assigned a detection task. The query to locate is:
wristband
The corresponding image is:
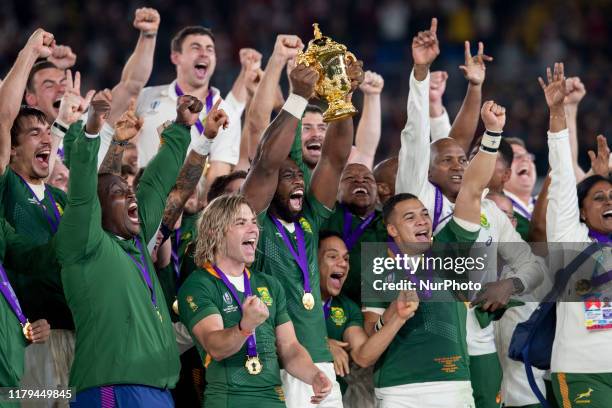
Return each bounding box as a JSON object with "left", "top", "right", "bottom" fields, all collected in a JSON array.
[
  {"left": 480, "top": 130, "right": 502, "bottom": 153},
  {"left": 111, "top": 139, "right": 129, "bottom": 146},
  {"left": 192, "top": 136, "right": 213, "bottom": 157},
  {"left": 374, "top": 315, "right": 385, "bottom": 333},
  {"left": 159, "top": 223, "right": 172, "bottom": 245},
  {"left": 282, "top": 93, "right": 308, "bottom": 119},
  {"left": 143, "top": 31, "right": 157, "bottom": 38},
  {"left": 238, "top": 320, "right": 254, "bottom": 337},
  {"left": 52, "top": 120, "right": 69, "bottom": 134}
]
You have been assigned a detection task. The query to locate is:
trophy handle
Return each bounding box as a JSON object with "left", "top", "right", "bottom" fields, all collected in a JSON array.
[{"left": 345, "top": 51, "right": 357, "bottom": 63}]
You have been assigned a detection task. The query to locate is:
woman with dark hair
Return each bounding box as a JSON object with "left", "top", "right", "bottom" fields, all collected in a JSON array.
[{"left": 544, "top": 62, "right": 612, "bottom": 407}]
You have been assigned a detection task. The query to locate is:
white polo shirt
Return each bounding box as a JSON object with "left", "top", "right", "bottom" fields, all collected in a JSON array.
[{"left": 135, "top": 80, "right": 245, "bottom": 168}]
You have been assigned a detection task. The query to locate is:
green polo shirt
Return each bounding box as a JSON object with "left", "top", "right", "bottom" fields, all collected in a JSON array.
[
  {"left": 56, "top": 123, "right": 189, "bottom": 392},
  {"left": 179, "top": 268, "right": 290, "bottom": 407},
  {"left": 252, "top": 192, "right": 333, "bottom": 363},
  {"left": 0, "top": 164, "right": 70, "bottom": 330},
  {"left": 323, "top": 206, "right": 388, "bottom": 304},
  {"left": 367, "top": 218, "right": 478, "bottom": 388}
]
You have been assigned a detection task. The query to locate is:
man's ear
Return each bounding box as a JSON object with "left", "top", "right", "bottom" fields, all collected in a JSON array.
[
  {"left": 24, "top": 92, "right": 37, "bottom": 107},
  {"left": 377, "top": 182, "right": 390, "bottom": 198},
  {"left": 501, "top": 168, "right": 512, "bottom": 185},
  {"left": 170, "top": 51, "right": 181, "bottom": 66},
  {"left": 386, "top": 222, "right": 398, "bottom": 238}
]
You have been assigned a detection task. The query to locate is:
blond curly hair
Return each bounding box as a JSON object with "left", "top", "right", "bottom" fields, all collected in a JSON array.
[{"left": 194, "top": 194, "right": 257, "bottom": 266}]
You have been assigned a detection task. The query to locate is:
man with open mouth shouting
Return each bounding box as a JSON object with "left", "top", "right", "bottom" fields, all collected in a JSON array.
[{"left": 240, "top": 50, "right": 364, "bottom": 406}]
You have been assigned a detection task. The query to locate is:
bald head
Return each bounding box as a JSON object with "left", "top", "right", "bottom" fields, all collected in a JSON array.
[
  {"left": 373, "top": 157, "right": 398, "bottom": 206},
  {"left": 339, "top": 163, "right": 377, "bottom": 216},
  {"left": 429, "top": 138, "right": 468, "bottom": 201}
]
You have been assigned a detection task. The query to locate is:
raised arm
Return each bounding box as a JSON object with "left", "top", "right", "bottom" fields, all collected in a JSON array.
[
  {"left": 229, "top": 48, "right": 263, "bottom": 106},
  {"left": 246, "top": 35, "right": 302, "bottom": 163},
  {"left": 310, "top": 59, "right": 364, "bottom": 208},
  {"left": 564, "top": 76, "right": 587, "bottom": 182},
  {"left": 351, "top": 71, "right": 384, "bottom": 169},
  {"left": 0, "top": 29, "right": 54, "bottom": 175},
  {"left": 161, "top": 101, "right": 228, "bottom": 231},
  {"left": 454, "top": 100, "right": 505, "bottom": 224},
  {"left": 528, "top": 174, "right": 551, "bottom": 243},
  {"left": 107, "top": 8, "right": 159, "bottom": 127},
  {"left": 240, "top": 64, "right": 317, "bottom": 214},
  {"left": 429, "top": 70, "right": 452, "bottom": 141},
  {"left": 396, "top": 18, "right": 439, "bottom": 196},
  {"left": 136, "top": 95, "right": 200, "bottom": 243},
  {"left": 447, "top": 41, "right": 492, "bottom": 154},
  {"left": 98, "top": 99, "right": 142, "bottom": 176}
]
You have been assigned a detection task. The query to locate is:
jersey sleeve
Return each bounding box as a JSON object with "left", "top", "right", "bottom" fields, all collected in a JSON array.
[
  {"left": 178, "top": 275, "right": 221, "bottom": 333},
  {"left": 268, "top": 275, "right": 291, "bottom": 326},
  {"left": 305, "top": 191, "right": 334, "bottom": 232},
  {"left": 207, "top": 95, "right": 241, "bottom": 166},
  {"left": 430, "top": 109, "right": 452, "bottom": 141},
  {"left": 435, "top": 217, "right": 480, "bottom": 243},
  {"left": 344, "top": 297, "right": 364, "bottom": 329}
]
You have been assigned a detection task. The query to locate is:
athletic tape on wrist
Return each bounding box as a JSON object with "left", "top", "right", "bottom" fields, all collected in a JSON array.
[
  {"left": 480, "top": 130, "right": 502, "bottom": 153},
  {"left": 282, "top": 93, "right": 308, "bottom": 119},
  {"left": 192, "top": 137, "right": 213, "bottom": 156}
]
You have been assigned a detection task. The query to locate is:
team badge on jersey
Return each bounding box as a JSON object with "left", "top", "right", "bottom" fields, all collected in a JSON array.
[
  {"left": 330, "top": 307, "right": 347, "bottom": 326},
  {"left": 299, "top": 217, "right": 313, "bottom": 234},
  {"left": 257, "top": 287, "right": 273, "bottom": 306},
  {"left": 480, "top": 213, "right": 490, "bottom": 229},
  {"left": 186, "top": 295, "right": 198, "bottom": 312},
  {"left": 56, "top": 203, "right": 64, "bottom": 216}
]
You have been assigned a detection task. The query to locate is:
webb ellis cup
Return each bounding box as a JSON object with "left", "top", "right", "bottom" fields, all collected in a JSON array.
[{"left": 297, "top": 23, "right": 358, "bottom": 122}]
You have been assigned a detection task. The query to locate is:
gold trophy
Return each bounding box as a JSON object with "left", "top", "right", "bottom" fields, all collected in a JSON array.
[{"left": 297, "top": 24, "right": 358, "bottom": 122}]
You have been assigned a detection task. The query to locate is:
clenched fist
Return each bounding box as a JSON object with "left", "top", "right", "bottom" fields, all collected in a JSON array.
[
  {"left": 396, "top": 290, "right": 419, "bottom": 320},
  {"left": 289, "top": 63, "right": 319, "bottom": 99},
  {"left": 346, "top": 58, "right": 365, "bottom": 93},
  {"left": 114, "top": 99, "right": 144, "bottom": 142},
  {"left": 48, "top": 45, "right": 77, "bottom": 70},
  {"left": 86, "top": 89, "right": 112, "bottom": 134},
  {"left": 240, "top": 295, "right": 269, "bottom": 333},
  {"left": 26, "top": 28, "right": 55, "bottom": 59},
  {"left": 480, "top": 100, "right": 506, "bottom": 133},
  {"left": 203, "top": 99, "right": 229, "bottom": 139},
  {"left": 176, "top": 95, "right": 204, "bottom": 127},
  {"left": 359, "top": 71, "right": 384, "bottom": 95},
  {"left": 133, "top": 8, "right": 160, "bottom": 33},
  {"left": 272, "top": 35, "right": 304, "bottom": 64}
]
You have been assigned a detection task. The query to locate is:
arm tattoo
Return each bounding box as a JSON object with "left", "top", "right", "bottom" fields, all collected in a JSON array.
[
  {"left": 162, "top": 150, "right": 207, "bottom": 228},
  {"left": 98, "top": 143, "right": 126, "bottom": 176}
]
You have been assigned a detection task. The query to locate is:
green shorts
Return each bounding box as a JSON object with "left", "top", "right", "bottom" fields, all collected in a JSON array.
[
  {"left": 470, "top": 353, "right": 502, "bottom": 408},
  {"left": 552, "top": 372, "right": 612, "bottom": 407}
]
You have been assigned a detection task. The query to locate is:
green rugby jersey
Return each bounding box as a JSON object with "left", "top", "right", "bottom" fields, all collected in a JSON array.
[
  {"left": 56, "top": 124, "right": 188, "bottom": 392},
  {"left": 253, "top": 193, "right": 333, "bottom": 363},
  {"left": 289, "top": 122, "right": 313, "bottom": 188},
  {"left": 367, "top": 218, "right": 478, "bottom": 388},
  {"left": 0, "top": 163, "right": 70, "bottom": 330},
  {"left": 514, "top": 212, "right": 530, "bottom": 241},
  {"left": 325, "top": 294, "right": 364, "bottom": 394},
  {"left": 323, "top": 206, "right": 388, "bottom": 304},
  {"left": 179, "top": 267, "right": 290, "bottom": 408}
]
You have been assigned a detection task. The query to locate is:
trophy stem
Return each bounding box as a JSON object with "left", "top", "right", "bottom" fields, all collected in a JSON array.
[{"left": 323, "top": 99, "right": 358, "bottom": 122}]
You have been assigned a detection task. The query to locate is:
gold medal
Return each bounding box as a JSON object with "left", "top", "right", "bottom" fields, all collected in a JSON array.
[
  {"left": 575, "top": 279, "right": 592, "bottom": 296},
  {"left": 172, "top": 299, "right": 179, "bottom": 315},
  {"left": 302, "top": 292, "right": 315, "bottom": 310},
  {"left": 22, "top": 321, "right": 32, "bottom": 341},
  {"left": 245, "top": 356, "right": 263, "bottom": 375}
]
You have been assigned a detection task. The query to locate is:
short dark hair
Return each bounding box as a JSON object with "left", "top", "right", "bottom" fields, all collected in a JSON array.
[
  {"left": 206, "top": 170, "right": 248, "bottom": 203},
  {"left": 10, "top": 106, "right": 48, "bottom": 146},
  {"left": 171, "top": 26, "right": 215, "bottom": 52},
  {"left": 505, "top": 137, "right": 526, "bottom": 149},
  {"left": 318, "top": 230, "right": 344, "bottom": 248},
  {"left": 304, "top": 104, "right": 323, "bottom": 115},
  {"left": 382, "top": 192, "right": 419, "bottom": 223},
  {"left": 577, "top": 175, "right": 611, "bottom": 209},
  {"left": 26, "top": 60, "right": 60, "bottom": 93},
  {"left": 498, "top": 139, "right": 514, "bottom": 168}
]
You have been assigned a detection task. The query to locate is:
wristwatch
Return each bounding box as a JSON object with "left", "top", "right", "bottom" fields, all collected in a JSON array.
[{"left": 510, "top": 277, "right": 525, "bottom": 295}]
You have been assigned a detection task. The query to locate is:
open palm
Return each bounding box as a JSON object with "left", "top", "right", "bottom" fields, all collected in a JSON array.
[{"left": 538, "top": 62, "right": 568, "bottom": 110}]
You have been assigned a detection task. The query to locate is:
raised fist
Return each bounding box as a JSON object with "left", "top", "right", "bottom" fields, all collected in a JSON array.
[
  {"left": 48, "top": 45, "right": 77, "bottom": 70},
  {"left": 480, "top": 100, "right": 506, "bottom": 133},
  {"left": 26, "top": 28, "right": 55, "bottom": 59},
  {"left": 133, "top": 7, "right": 160, "bottom": 33},
  {"left": 289, "top": 63, "right": 319, "bottom": 99},
  {"left": 412, "top": 18, "right": 439, "bottom": 67},
  {"left": 396, "top": 290, "right": 419, "bottom": 320},
  {"left": 564, "top": 76, "right": 586, "bottom": 107},
  {"left": 429, "top": 71, "right": 448, "bottom": 104},
  {"left": 538, "top": 62, "right": 568, "bottom": 111},
  {"left": 203, "top": 99, "right": 229, "bottom": 139},
  {"left": 459, "top": 41, "right": 493, "bottom": 86},
  {"left": 239, "top": 48, "right": 262, "bottom": 71},
  {"left": 57, "top": 70, "right": 95, "bottom": 125},
  {"left": 273, "top": 35, "right": 304, "bottom": 63},
  {"left": 86, "top": 89, "right": 112, "bottom": 134},
  {"left": 176, "top": 95, "right": 204, "bottom": 127},
  {"left": 114, "top": 99, "right": 144, "bottom": 142},
  {"left": 359, "top": 70, "right": 384, "bottom": 95},
  {"left": 240, "top": 295, "right": 269, "bottom": 332}
]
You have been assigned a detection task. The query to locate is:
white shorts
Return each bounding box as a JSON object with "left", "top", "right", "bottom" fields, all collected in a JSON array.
[
  {"left": 281, "top": 362, "right": 344, "bottom": 408},
  {"left": 375, "top": 381, "right": 475, "bottom": 408}
]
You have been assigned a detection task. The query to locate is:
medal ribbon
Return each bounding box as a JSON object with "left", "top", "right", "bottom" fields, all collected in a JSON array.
[
  {"left": 432, "top": 185, "right": 444, "bottom": 232},
  {"left": 589, "top": 229, "right": 612, "bottom": 244},
  {"left": 341, "top": 205, "right": 376, "bottom": 251},
  {"left": 126, "top": 237, "right": 157, "bottom": 309},
  {"left": 171, "top": 229, "right": 181, "bottom": 280},
  {"left": 174, "top": 83, "right": 215, "bottom": 136},
  {"left": 16, "top": 175, "right": 61, "bottom": 233},
  {"left": 587, "top": 232, "right": 612, "bottom": 287},
  {"left": 387, "top": 238, "right": 432, "bottom": 299},
  {"left": 323, "top": 297, "right": 332, "bottom": 320},
  {"left": 0, "top": 263, "right": 27, "bottom": 326},
  {"left": 211, "top": 264, "right": 258, "bottom": 358},
  {"left": 509, "top": 197, "right": 533, "bottom": 221},
  {"left": 270, "top": 216, "right": 312, "bottom": 294}
]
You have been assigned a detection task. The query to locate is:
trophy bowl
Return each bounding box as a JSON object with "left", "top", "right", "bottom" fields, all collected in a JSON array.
[{"left": 296, "top": 24, "right": 358, "bottom": 122}]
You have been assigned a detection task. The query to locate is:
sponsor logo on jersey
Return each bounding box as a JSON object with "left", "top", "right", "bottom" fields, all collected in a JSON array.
[
  {"left": 299, "top": 217, "right": 312, "bottom": 234},
  {"left": 257, "top": 287, "right": 273, "bottom": 306},
  {"left": 330, "top": 307, "right": 347, "bottom": 326},
  {"left": 480, "top": 213, "right": 490, "bottom": 229}
]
